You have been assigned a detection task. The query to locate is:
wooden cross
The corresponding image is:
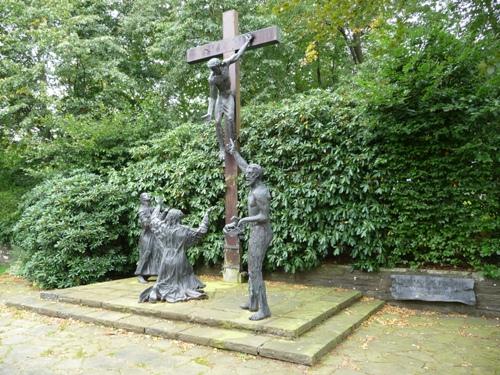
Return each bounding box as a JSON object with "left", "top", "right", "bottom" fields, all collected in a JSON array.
[{"left": 187, "top": 10, "right": 279, "bottom": 282}]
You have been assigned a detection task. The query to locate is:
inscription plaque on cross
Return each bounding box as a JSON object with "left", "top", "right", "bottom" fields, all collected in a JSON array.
[{"left": 186, "top": 10, "right": 280, "bottom": 282}]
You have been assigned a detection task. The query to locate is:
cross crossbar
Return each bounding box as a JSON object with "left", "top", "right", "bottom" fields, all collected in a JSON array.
[{"left": 186, "top": 26, "right": 280, "bottom": 64}]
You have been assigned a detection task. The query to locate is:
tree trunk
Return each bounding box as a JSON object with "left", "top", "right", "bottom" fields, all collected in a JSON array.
[
  {"left": 316, "top": 50, "right": 322, "bottom": 87},
  {"left": 331, "top": 58, "right": 336, "bottom": 86},
  {"left": 352, "top": 31, "right": 364, "bottom": 64},
  {"left": 338, "top": 27, "right": 363, "bottom": 65}
]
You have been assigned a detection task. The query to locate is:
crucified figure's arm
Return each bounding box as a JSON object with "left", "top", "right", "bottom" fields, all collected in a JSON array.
[
  {"left": 202, "top": 78, "right": 218, "bottom": 122},
  {"left": 222, "top": 33, "right": 253, "bottom": 66}
]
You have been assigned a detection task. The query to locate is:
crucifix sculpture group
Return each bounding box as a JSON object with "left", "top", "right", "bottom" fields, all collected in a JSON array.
[
  {"left": 187, "top": 10, "right": 279, "bottom": 285},
  {"left": 189, "top": 11, "right": 279, "bottom": 319},
  {"left": 135, "top": 10, "right": 279, "bottom": 321}
]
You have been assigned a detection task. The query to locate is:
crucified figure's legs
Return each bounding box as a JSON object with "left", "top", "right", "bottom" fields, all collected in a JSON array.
[
  {"left": 215, "top": 94, "right": 236, "bottom": 160},
  {"left": 215, "top": 95, "right": 236, "bottom": 160},
  {"left": 214, "top": 98, "right": 226, "bottom": 160},
  {"left": 224, "top": 94, "right": 236, "bottom": 143}
]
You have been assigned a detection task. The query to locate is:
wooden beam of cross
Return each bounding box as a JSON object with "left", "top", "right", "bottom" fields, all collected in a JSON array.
[
  {"left": 186, "top": 10, "right": 280, "bottom": 282},
  {"left": 186, "top": 25, "right": 280, "bottom": 64}
]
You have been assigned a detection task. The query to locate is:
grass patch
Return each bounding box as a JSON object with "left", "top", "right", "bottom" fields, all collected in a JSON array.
[
  {"left": 193, "top": 356, "right": 212, "bottom": 367},
  {"left": 40, "top": 348, "right": 55, "bottom": 357},
  {"left": 0, "top": 264, "right": 8, "bottom": 275},
  {"left": 74, "top": 348, "right": 87, "bottom": 359},
  {"left": 0, "top": 347, "right": 13, "bottom": 364},
  {"left": 57, "top": 321, "right": 69, "bottom": 331}
]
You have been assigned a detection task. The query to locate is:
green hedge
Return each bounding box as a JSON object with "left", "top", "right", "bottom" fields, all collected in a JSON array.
[
  {"left": 240, "top": 92, "right": 387, "bottom": 272},
  {"left": 116, "top": 91, "right": 387, "bottom": 273},
  {"left": 12, "top": 80, "right": 498, "bottom": 288},
  {"left": 13, "top": 172, "right": 131, "bottom": 288},
  {"left": 354, "top": 25, "right": 499, "bottom": 277},
  {"left": 12, "top": 91, "right": 388, "bottom": 287}
]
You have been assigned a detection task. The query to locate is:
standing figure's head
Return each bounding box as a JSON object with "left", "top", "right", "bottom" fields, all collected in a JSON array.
[
  {"left": 245, "top": 164, "right": 263, "bottom": 186},
  {"left": 207, "top": 58, "right": 222, "bottom": 74},
  {"left": 164, "top": 209, "right": 184, "bottom": 226},
  {"left": 140, "top": 192, "right": 151, "bottom": 205}
]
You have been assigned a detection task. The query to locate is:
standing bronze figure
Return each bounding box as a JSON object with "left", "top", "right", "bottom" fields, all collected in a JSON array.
[
  {"left": 135, "top": 193, "right": 162, "bottom": 283},
  {"left": 202, "top": 34, "right": 253, "bottom": 160},
  {"left": 225, "top": 140, "right": 272, "bottom": 320}
]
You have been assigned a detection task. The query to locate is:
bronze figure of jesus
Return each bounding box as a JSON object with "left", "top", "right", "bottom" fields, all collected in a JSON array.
[{"left": 202, "top": 34, "right": 253, "bottom": 160}]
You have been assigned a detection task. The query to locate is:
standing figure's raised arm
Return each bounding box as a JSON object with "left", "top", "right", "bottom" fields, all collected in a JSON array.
[{"left": 226, "top": 139, "right": 248, "bottom": 172}]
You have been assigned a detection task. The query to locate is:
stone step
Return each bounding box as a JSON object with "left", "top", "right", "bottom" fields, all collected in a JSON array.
[
  {"left": 259, "top": 299, "right": 384, "bottom": 364},
  {"left": 5, "top": 296, "right": 383, "bottom": 366},
  {"left": 39, "top": 278, "right": 362, "bottom": 338}
]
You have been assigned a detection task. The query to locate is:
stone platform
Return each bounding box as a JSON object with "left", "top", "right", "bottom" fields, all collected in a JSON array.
[{"left": 6, "top": 277, "right": 383, "bottom": 365}]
